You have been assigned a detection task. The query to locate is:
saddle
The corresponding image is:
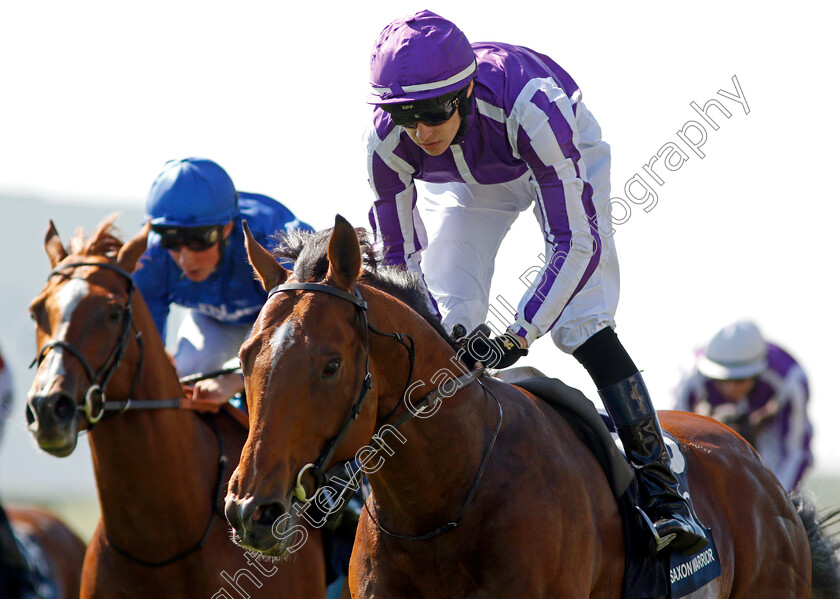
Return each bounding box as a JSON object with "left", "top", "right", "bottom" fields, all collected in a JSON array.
[
  {"left": 500, "top": 369, "right": 720, "bottom": 599},
  {"left": 221, "top": 401, "right": 249, "bottom": 430}
]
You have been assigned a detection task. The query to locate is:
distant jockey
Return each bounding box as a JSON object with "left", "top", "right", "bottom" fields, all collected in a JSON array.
[{"left": 675, "top": 319, "right": 813, "bottom": 492}]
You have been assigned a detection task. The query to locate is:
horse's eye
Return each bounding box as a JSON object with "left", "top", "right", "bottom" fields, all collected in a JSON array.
[
  {"left": 107, "top": 305, "right": 123, "bottom": 323},
  {"left": 323, "top": 359, "right": 341, "bottom": 378},
  {"left": 29, "top": 306, "right": 47, "bottom": 330}
]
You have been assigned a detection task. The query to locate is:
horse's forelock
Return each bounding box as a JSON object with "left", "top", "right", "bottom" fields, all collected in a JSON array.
[
  {"left": 271, "top": 227, "right": 376, "bottom": 284},
  {"left": 270, "top": 225, "right": 454, "bottom": 346},
  {"left": 68, "top": 217, "right": 124, "bottom": 258}
]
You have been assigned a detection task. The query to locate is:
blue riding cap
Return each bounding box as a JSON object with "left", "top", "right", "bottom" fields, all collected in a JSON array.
[
  {"left": 368, "top": 9, "right": 476, "bottom": 106},
  {"left": 146, "top": 157, "right": 238, "bottom": 227}
]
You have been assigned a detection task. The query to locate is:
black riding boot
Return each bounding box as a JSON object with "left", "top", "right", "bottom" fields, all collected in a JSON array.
[{"left": 600, "top": 372, "right": 709, "bottom": 556}]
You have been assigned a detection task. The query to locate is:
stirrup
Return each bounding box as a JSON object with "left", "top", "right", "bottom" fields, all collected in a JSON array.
[
  {"left": 634, "top": 506, "right": 676, "bottom": 553},
  {"left": 657, "top": 518, "right": 709, "bottom": 556}
]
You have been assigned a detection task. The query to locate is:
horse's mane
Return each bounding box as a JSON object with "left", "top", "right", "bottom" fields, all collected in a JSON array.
[
  {"left": 68, "top": 214, "right": 124, "bottom": 258},
  {"left": 271, "top": 228, "right": 456, "bottom": 347}
]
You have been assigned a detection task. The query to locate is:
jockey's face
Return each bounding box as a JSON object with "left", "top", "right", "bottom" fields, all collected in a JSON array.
[
  {"left": 403, "top": 82, "right": 472, "bottom": 156},
  {"left": 405, "top": 115, "right": 461, "bottom": 156},
  {"left": 167, "top": 220, "right": 234, "bottom": 282},
  {"left": 712, "top": 377, "right": 758, "bottom": 402}
]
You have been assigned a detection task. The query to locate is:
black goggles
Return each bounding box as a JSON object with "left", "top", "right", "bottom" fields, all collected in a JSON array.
[
  {"left": 152, "top": 225, "right": 223, "bottom": 251},
  {"left": 384, "top": 95, "right": 460, "bottom": 128}
]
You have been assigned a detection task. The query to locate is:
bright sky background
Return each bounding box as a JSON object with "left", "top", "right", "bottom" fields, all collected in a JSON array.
[{"left": 1, "top": 0, "right": 838, "bottom": 499}]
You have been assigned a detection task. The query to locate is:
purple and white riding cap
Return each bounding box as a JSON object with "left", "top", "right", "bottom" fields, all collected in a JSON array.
[{"left": 368, "top": 9, "right": 476, "bottom": 106}]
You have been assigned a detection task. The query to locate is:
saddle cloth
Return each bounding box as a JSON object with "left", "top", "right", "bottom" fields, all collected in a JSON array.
[{"left": 511, "top": 376, "right": 721, "bottom": 599}]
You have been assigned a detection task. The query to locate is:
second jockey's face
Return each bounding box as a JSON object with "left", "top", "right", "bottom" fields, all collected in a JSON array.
[
  {"left": 167, "top": 221, "right": 233, "bottom": 282},
  {"left": 712, "top": 377, "right": 758, "bottom": 402}
]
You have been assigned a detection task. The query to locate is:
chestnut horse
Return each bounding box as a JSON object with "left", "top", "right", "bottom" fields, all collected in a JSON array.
[
  {"left": 26, "top": 218, "right": 325, "bottom": 598},
  {"left": 5, "top": 505, "right": 86, "bottom": 599},
  {"left": 225, "top": 216, "right": 831, "bottom": 598}
]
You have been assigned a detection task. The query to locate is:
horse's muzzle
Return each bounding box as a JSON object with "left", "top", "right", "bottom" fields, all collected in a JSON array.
[
  {"left": 225, "top": 494, "right": 295, "bottom": 556},
  {"left": 26, "top": 391, "right": 80, "bottom": 456}
]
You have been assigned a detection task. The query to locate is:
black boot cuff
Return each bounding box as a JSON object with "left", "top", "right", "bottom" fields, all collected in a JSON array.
[{"left": 573, "top": 327, "right": 638, "bottom": 389}]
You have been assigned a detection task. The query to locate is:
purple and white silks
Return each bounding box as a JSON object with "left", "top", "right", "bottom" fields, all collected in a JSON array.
[
  {"left": 366, "top": 42, "right": 617, "bottom": 351},
  {"left": 675, "top": 343, "right": 813, "bottom": 492}
]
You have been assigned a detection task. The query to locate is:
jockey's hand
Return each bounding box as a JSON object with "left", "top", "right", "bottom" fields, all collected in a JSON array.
[
  {"left": 748, "top": 398, "right": 778, "bottom": 429},
  {"left": 181, "top": 373, "right": 244, "bottom": 413},
  {"left": 462, "top": 332, "right": 528, "bottom": 370}
]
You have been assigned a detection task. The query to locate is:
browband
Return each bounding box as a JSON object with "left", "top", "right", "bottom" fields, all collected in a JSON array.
[{"left": 267, "top": 282, "right": 368, "bottom": 310}]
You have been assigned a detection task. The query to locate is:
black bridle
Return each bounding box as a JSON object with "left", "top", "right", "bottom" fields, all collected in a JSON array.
[
  {"left": 267, "top": 281, "right": 501, "bottom": 541},
  {"left": 30, "top": 262, "right": 152, "bottom": 425},
  {"left": 31, "top": 262, "right": 189, "bottom": 423},
  {"left": 30, "top": 260, "right": 227, "bottom": 566}
]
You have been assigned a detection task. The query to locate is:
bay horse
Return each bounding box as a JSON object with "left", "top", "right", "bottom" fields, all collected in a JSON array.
[
  {"left": 26, "top": 217, "right": 325, "bottom": 598},
  {"left": 4, "top": 505, "right": 86, "bottom": 599},
  {"left": 226, "top": 215, "right": 834, "bottom": 598}
]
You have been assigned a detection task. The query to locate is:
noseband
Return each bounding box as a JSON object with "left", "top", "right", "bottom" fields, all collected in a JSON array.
[
  {"left": 31, "top": 262, "right": 144, "bottom": 425},
  {"left": 31, "top": 260, "right": 229, "bottom": 567},
  {"left": 266, "top": 283, "right": 374, "bottom": 493},
  {"left": 30, "top": 262, "right": 182, "bottom": 427},
  {"left": 266, "top": 281, "right": 497, "bottom": 541}
]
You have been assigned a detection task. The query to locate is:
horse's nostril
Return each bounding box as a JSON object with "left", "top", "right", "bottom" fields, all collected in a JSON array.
[
  {"left": 53, "top": 395, "right": 77, "bottom": 423},
  {"left": 25, "top": 402, "right": 36, "bottom": 426},
  {"left": 254, "top": 502, "right": 286, "bottom": 527}
]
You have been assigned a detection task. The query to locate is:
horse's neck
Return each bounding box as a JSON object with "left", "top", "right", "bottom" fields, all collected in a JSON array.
[
  {"left": 366, "top": 295, "right": 497, "bottom": 532},
  {"left": 89, "top": 297, "right": 217, "bottom": 545}
]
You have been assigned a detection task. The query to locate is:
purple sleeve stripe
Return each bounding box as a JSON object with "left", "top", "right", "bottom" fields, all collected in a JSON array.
[
  {"left": 370, "top": 197, "right": 406, "bottom": 265},
  {"left": 525, "top": 154, "right": 569, "bottom": 246},
  {"left": 368, "top": 142, "right": 416, "bottom": 267},
  {"left": 507, "top": 83, "right": 603, "bottom": 335},
  {"left": 528, "top": 89, "right": 582, "bottom": 165},
  {"left": 520, "top": 231, "right": 601, "bottom": 325}
]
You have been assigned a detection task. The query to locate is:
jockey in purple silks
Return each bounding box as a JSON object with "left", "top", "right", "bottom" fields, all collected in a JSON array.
[
  {"left": 364, "top": 9, "right": 708, "bottom": 555},
  {"left": 676, "top": 320, "right": 813, "bottom": 493}
]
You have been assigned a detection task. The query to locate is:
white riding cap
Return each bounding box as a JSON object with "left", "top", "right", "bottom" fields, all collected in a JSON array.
[{"left": 697, "top": 319, "right": 768, "bottom": 380}]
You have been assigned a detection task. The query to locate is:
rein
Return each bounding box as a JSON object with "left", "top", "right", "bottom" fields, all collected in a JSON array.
[
  {"left": 104, "top": 413, "right": 228, "bottom": 568},
  {"left": 268, "top": 281, "right": 500, "bottom": 541},
  {"left": 361, "top": 379, "right": 503, "bottom": 541}
]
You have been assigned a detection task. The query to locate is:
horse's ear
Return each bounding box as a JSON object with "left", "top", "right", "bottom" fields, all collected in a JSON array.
[
  {"left": 44, "top": 220, "right": 68, "bottom": 268},
  {"left": 117, "top": 221, "right": 150, "bottom": 273},
  {"left": 327, "top": 214, "right": 362, "bottom": 290},
  {"left": 243, "top": 220, "right": 288, "bottom": 291}
]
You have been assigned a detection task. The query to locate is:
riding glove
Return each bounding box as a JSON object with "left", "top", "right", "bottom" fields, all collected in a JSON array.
[{"left": 463, "top": 332, "right": 528, "bottom": 370}]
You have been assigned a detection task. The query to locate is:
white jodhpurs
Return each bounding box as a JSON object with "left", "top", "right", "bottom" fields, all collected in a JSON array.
[
  {"left": 417, "top": 158, "right": 619, "bottom": 354},
  {"left": 173, "top": 310, "right": 252, "bottom": 378}
]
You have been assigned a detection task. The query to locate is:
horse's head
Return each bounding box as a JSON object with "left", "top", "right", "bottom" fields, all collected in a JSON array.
[
  {"left": 226, "top": 215, "right": 390, "bottom": 556},
  {"left": 26, "top": 216, "right": 149, "bottom": 456}
]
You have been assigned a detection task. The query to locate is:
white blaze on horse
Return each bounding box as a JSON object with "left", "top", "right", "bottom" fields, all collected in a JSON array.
[{"left": 27, "top": 217, "right": 327, "bottom": 599}]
